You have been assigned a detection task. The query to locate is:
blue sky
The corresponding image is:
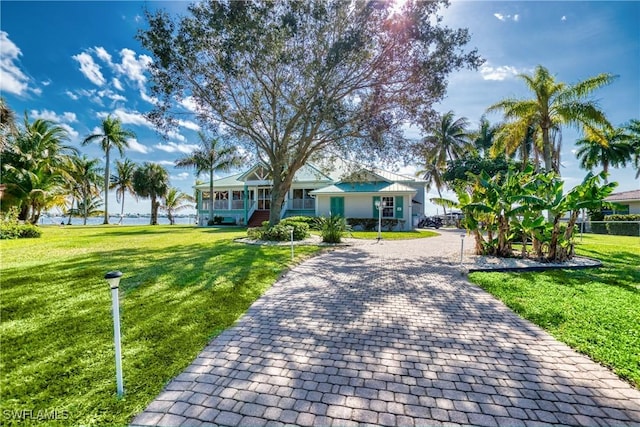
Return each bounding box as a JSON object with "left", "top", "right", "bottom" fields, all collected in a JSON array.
[{"left": 1, "top": 1, "right": 638, "bottom": 215}]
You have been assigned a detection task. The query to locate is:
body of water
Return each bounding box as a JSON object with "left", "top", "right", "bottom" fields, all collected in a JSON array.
[{"left": 40, "top": 215, "right": 197, "bottom": 227}]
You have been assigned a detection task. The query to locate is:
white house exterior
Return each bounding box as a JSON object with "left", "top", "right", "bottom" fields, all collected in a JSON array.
[
  {"left": 194, "top": 162, "right": 427, "bottom": 230},
  {"left": 604, "top": 189, "right": 640, "bottom": 214}
]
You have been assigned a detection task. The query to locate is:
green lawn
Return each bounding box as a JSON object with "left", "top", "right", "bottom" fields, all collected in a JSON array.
[
  {"left": 349, "top": 229, "right": 439, "bottom": 240},
  {"left": 1, "top": 225, "right": 322, "bottom": 426},
  {"left": 469, "top": 234, "right": 640, "bottom": 388}
]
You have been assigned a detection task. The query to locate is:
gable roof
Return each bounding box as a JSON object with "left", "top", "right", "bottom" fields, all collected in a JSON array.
[
  {"left": 236, "top": 161, "right": 334, "bottom": 183},
  {"left": 310, "top": 181, "right": 417, "bottom": 195},
  {"left": 605, "top": 189, "right": 640, "bottom": 202}
]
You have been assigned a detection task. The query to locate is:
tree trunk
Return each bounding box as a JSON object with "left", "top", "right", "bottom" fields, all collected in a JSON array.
[
  {"left": 473, "top": 229, "right": 484, "bottom": 255},
  {"left": 603, "top": 161, "right": 609, "bottom": 184},
  {"left": 168, "top": 211, "right": 175, "bottom": 225},
  {"left": 437, "top": 186, "right": 447, "bottom": 223},
  {"left": 542, "top": 126, "right": 553, "bottom": 173},
  {"left": 557, "top": 210, "right": 580, "bottom": 261},
  {"left": 209, "top": 168, "right": 214, "bottom": 222},
  {"left": 18, "top": 204, "right": 29, "bottom": 222},
  {"left": 120, "top": 190, "right": 126, "bottom": 216},
  {"left": 150, "top": 197, "right": 159, "bottom": 225},
  {"left": 103, "top": 147, "right": 110, "bottom": 224},
  {"left": 67, "top": 195, "right": 75, "bottom": 225},
  {"left": 546, "top": 215, "right": 561, "bottom": 261},
  {"left": 268, "top": 162, "right": 295, "bottom": 226}
]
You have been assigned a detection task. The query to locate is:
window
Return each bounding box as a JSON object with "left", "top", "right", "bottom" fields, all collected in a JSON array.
[{"left": 382, "top": 196, "right": 394, "bottom": 218}]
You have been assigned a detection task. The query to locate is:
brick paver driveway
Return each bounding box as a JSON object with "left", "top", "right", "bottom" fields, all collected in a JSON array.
[{"left": 133, "top": 230, "right": 640, "bottom": 426}]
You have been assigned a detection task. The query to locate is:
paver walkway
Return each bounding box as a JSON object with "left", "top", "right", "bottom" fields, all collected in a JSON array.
[{"left": 133, "top": 230, "right": 640, "bottom": 427}]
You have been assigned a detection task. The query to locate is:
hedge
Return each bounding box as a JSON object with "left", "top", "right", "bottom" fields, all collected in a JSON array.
[{"left": 604, "top": 214, "right": 640, "bottom": 236}]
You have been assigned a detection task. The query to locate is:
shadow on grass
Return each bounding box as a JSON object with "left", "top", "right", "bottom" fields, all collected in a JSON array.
[{"left": 1, "top": 232, "right": 314, "bottom": 426}]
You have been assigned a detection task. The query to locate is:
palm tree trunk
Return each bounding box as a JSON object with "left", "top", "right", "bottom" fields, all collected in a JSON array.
[
  {"left": 103, "top": 147, "right": 110, "bottom": 224},
  {"left": 603, "top": 161, "right": 609, "bottom": 184},
  {"left": 209, "top": 169, "right": 214, "bottom": 223},
  {"left": 436, "top": 186, "right": 448, "bottom": 223},
  {"left": 120, "top": 189, "right": 125, "bottom": 216},
  {"left": 542, "top": 126, "right": 553, "bottom": 173},
  {"left": 67, "top": 195, "right": 75, "bottom": 225}
]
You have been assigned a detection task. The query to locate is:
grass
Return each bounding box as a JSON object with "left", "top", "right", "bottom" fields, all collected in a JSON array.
[
  {"left": 468, "top": 233, "right": 640, "bottom": 388},
  {"left": 349, "top": 229, "right": 439, "bottom": 240},
  {"left": 1, "top": 225, "right": 322, "bottom": 426}
]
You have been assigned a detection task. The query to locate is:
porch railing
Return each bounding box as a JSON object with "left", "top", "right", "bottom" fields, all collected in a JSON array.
[{"left": 288, "top": 198, "right": 315, "bottom": 210}]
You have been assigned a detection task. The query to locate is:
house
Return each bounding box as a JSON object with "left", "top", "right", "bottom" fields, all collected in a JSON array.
[
  {"left": 604, "top": 189, "right": 640, "bottom": 214},
  {"left": 194, "top": 162, "right": 427, "bottom": 230}
]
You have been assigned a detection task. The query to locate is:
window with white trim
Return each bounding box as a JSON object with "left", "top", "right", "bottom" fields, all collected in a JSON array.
[{"left": 382, "top": 196, "right": 394, "bottom": 218}]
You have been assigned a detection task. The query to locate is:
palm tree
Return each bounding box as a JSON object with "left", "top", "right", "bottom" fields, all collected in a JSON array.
[
  {"left": 110, "top": 159, "right": 138, "bottom": 218},
  {"left": 161, "top": 187, "right": 194, "bottom": 225},
  {"left": 472, "top": 116, "right": 498, "bottom": 158},
  {"left": 488, "top": 65, "right": 616, "bottom": 174},
  {"left": 68, "top": 155, "right": 104, "bottom": 224},
  {"left": 82, "top": 116, "right": 135, "bottom": 224},
  {"left": 415, "top": 111, "right": 470, "bottom": 219},
  {"left": 626, "top": 119, "right": 640, "bottom": 178},
  {"left": 1, "top": 115, "right": 76, "bottom": 221},
  {"left": 575, "top": 127, "right": 634, "bottom": 184},
  {"left": 132, "top": 162, "right": 169, "bottom": 225},
  {"left": 0, "top": 97, "right": 18, "bottom": 150},
  {"left": 423, "top": 111, "right": 471, "bottom": 163},
  {"left": 175, "top": 132, "right": 243, "bottom": 221}
]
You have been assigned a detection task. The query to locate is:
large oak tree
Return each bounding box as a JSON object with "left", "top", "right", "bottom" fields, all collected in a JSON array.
[{"left": 139, "top": 0, "right": 482, "bottom": 224}]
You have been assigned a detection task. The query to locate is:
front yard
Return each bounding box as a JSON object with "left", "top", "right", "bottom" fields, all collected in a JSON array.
[{"left": 1, "top": 226, "right": 321, "bottom": 426}]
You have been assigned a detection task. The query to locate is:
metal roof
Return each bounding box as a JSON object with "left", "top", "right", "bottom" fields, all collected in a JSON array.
[
  {"left": 605, "top": 189, "right": 640, "bottom": 202},
  {"left": 310, "top": 181, "right": 417, "bottom": 195}
]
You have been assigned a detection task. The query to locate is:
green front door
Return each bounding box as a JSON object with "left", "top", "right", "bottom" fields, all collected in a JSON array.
[{"left": 330, "top": 197, "right": 345, "bottom": 217}]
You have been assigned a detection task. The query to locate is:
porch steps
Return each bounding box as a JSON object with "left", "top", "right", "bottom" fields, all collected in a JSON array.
[{"left": 248, "top": 210, "right": 270, "bottom": 228}]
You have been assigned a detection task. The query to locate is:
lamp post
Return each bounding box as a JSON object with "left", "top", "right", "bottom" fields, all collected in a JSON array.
[
  {"left": 288, "top": 226, "right": 294, "bottom": 261},
  {"left": 104, "top": 271, "right": 124, "bottom": 398},
  {"left": 460, "top": 234, "right": 465, "bottom": 265},
  {"left": 375, "top": 200, "right": 385, "bottom": 241}
]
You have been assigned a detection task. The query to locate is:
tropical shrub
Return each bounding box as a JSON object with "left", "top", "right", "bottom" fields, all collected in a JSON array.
[
  {"left": 0, "top": 207, "right": 42, "bottom": 239},
  {"left": 283, "top": 216, "right": 318, "bottom": 230},
  {"left": 456, "top": 167, "right": 616, "bottom": 262},
  {"left": 317, "top": 215, "right": 350, "bottom": 243},
  {"left": 347, "top": 218, "right": 404, "bottom": 231},
  {"left": 605, "top": 214, "right": 640, "bottom": 236},
  {"left": 247, "top": 220, "right": 309, "bottom": 241}
]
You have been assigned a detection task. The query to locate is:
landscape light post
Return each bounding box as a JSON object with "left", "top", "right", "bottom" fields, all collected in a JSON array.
[
  {"left": 104, "top": 271, "right": 124, "bottom": 398},
  {"left": 375, "top": 200, "right": 385, "bottom": 242},
  {"left": 460, "top": 234, "right": 465, "bottom": 265},
  {"left": 288, "top": 226, "right": 294, "bottom": 261}
]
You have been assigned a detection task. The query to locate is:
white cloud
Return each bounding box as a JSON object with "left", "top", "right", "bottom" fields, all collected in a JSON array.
[
  {"left": 139, "top": 89, "right": 158, "bottom": 105},
  {"left": 30, "top": 109, "right": 78, "bottom": 123},
  {"left": 166, "top": 129, "right": 187, "bottom": 142},
  {"left": 493, "top": 13, "right": 519, "bottom": 22},
  {"left": 126, "top": 137, "right": 151, "bottom": 154},
  {"left": 180, "top": 96, "right": 198, "bottom": 113},
  {"left": 171, "top": 172, "right": 190, "bottom": 181},
  {"left": 157, "top": 160, "right": 176, "bottom": 166},
  {"left": 480, "top": 64, "right": 520, "bottom": 81},
  {"left": 72, "top": 52, "right": 106, "bottom": 86},
  {"left": 113, "top": 78, "right": 124, "bottom": 91},
  {"left": 561, "top": 16, "right": 567, "bottom": 21},
  {"left": 97, "top": 108, "right": 153, "bottom": 128},
  {"left": 93, "top": 46, "right": 113, "bottom": 66},
  {"left": 154, "top": 141, "right": 199, "bottom": 154},
  {"left": 65, "top": 90, "right": 80, "bottom": 100},
  {"left": 60, "top": 123, "right": 79, "bottom": 141},
  {"left": 178, "top": 119, "right": 200, "bottom": 131},
  {"left": 115, "top": 48, "right": 152, "bottom": 89},
  {"left": 0, "top": 31, "right": 30, "bottom": 95},
  {"left": 42, "top": 79, "right": 51, "bottom": 86}
]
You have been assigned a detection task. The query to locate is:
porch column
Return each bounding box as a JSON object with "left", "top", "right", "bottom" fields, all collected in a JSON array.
[
  {"left": 227, "top": 190, "right": 232, "bottom": 210},
  {"left": 243, "top": 184, "right": 249, "bottom": 223},
  {"left": 197, "top": 189, "right": 203, "bottom": 226}
]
